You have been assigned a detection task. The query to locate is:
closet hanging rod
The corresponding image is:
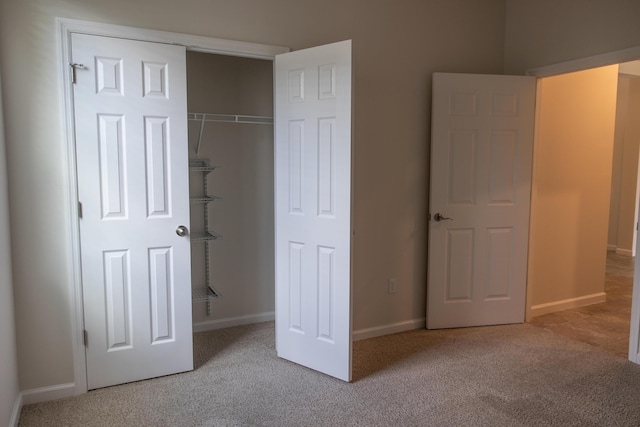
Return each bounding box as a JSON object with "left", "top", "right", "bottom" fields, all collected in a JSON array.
[
  {"left": 190, "top": 113, "right": 274, "bottom": 156},
  {"left": 188, "top": 113, "right": 273, "bottom": 125}
]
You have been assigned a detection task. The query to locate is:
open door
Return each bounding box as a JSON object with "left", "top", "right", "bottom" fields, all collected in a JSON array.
[
  {"left": 427, "top": 72, "right": 535, "bottom": 329},
  {"left": 73, "top": 33, "right": 193, "bottom": 389},
  {"left": 274, "top": 41, "right": 352, "bottom": 381}
]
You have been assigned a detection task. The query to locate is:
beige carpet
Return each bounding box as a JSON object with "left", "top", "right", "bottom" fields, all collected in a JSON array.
[{"left": 19, "top": 322, "right": 640, "bottom": 426}]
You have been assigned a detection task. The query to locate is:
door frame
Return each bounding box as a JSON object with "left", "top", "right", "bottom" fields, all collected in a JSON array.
[
  {"left": 525, "top": 45, "right": 640, "bottom": 364},
  {"left": 57, "top": 18, "right": 289, "bottom": 395}
]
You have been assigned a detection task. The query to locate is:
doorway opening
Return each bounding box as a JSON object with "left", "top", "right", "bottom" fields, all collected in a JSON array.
[
  {"left": 185, "top": 52, "right": 277, "bottom": 330},
  {"left": 527, "top": 61, "right": 640, "bottom": 359},
  {"left": 61, "top": 19, "right": 354, "bottom": 393}
]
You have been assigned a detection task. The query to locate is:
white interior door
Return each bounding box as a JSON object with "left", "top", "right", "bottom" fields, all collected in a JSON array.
[
  {"left": 274, "top": 40, "right": 352, "bottom": 381},
  {"left": 427, "top": 72, "right": 536, "bottom": 329},
  {"left": 72, "top": 33, "right": 193, "bottom": 389}
]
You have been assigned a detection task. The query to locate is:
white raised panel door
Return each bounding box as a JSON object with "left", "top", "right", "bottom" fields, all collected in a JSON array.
[
  {"left": 275, "top": 41, "right": 352, "bottom": 381},
  {"left": 428, "top": 73, "right": 535, "bottom": 329},
  {"left": 72, "top": 33, "right": 192, "bottom": 389}
]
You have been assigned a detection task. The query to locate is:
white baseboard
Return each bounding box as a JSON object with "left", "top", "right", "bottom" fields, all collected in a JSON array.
[
  {"left": 21, "top": 383, "right": 76, "bottom": 405},
  {"left": 195, "top": 314, "right": 425, "bottom": 341},
  {"left": 9, "top": 393, "right": 22, "bottom": 427},
  {"left": 193, "top": 311, "right": 275, "bottom": 333},
  {"left": 530, "top": 292, "right": 607, "bottom": 318},
  {"left": 353, "top": 318, "right": 425, "bottom": 341},
  {"left": 616, "top": 247, "right": 634, "bottom": 257}
]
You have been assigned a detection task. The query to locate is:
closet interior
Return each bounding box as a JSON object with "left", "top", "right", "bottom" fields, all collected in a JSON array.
[{"left": 186, "top": 52, "right": 276, "bottom": 325}]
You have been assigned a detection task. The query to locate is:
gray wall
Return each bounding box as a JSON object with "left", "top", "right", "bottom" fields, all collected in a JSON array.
[
  {"left": 0, "top": 68, "right": 20, "bottom": 426},
  {"left": 504, "top": 0, "right": 640, "bottom": 73},
  {"left": 4, "top": 0, "right": 640, "bottom": 397}
]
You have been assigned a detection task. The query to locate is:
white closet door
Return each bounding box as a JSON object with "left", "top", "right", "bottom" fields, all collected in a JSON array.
[
  {"left": 72, "top": 33, "right": 193, "bottom": 389},
  {"left": 274, "top": 40, "right": 353, "bottom": 381}
]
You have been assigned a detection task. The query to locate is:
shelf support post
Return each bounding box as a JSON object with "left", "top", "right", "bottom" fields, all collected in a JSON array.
[{"left": 195, "top": 114, "right": 206, "bottom": 156}]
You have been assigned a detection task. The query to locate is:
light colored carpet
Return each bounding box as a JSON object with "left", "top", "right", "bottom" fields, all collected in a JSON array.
[{"left": 18, "top": 322, "right": 640, "bottom": 426}]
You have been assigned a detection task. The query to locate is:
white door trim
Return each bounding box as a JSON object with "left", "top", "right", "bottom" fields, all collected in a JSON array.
[
  {"left": 57, "top": 17, "right": 289, "bottom": 396},
  {"left": 527, "top": 46, "right": 640, "bottom": 77},
  {"left": 525, "top": 45, "right": 640, "bottom": 364}
]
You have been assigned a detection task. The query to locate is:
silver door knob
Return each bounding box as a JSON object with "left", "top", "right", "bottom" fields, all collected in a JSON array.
[
  {"left": 433, "top": 213, "right": 453, "bottom": 222},
  {"left": 176, "top": 225, "right": 188, "bottom": 236}
]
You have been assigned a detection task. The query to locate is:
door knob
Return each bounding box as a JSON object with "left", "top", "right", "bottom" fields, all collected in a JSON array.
[
  {"left": 176, "top": 225, "right": 188, "bottom": 236},
  {"left": 433, "top": 213, "right": 453, "bottom": 222}
]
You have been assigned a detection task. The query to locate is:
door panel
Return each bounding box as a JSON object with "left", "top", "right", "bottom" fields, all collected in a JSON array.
[
  {"left": 428, "top": 72, "right": 535, "bottom": 329},
  {"left": 72, "top": 33, "right": 192, "bottom": 389},
  {"left": 275, "top": 40, "right": 352, "bottom": 381}
]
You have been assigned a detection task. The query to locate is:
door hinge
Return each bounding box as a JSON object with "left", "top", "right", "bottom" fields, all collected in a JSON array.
[
  {"left": 78, "top": 202, "right": 83, "bottom": 219},
  {"left": 83, "top": 330, "right": 88, "bottom": 347},
  {"left": 69, "top": 63, "right": 84, "bottom": 84}
]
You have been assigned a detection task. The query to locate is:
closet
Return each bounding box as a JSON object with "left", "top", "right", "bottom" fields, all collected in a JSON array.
[
  {"left": 186, "top": 52, "right": 276, "bottom": 325},
  {"left": 66, "top": 22, "right": 353, "bottom": 388}
]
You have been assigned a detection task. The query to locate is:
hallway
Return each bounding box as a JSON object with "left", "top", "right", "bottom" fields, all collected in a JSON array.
[{"left": 529, "top": 252, "right": 634, "bottom": 358}]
